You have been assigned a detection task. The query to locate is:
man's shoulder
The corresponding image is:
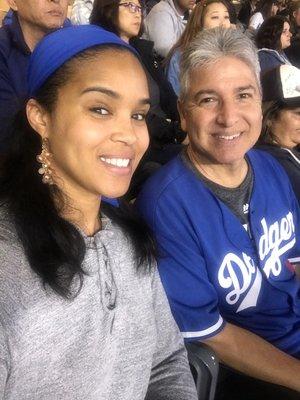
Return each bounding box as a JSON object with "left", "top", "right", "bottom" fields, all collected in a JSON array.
[{"left": 140, "top": 155, "right": 192, "bottom": 198}]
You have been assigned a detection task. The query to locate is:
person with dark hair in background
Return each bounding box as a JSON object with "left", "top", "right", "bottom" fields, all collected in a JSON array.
[
  {"left": 0, "top": 24, "right": 198, "bottom": 400},
  {"left": 285, "top": 1, "right": 300, "bottom": 68},
  {"left": 0, "top": 0, "right": 69, "bottom": 153},
  {"left": 166, "top": 0, "right": 231, "bottom": 96},
  {"left": 258, "top": 64, "right": 300, "bottom": 201},
  {"left": 249, "top": 0, "right": 278, "bottom": 30},
  {"left": 238, "top": 0, "right": 257, "bottom": 27},
  {"left": 256, "top": 15, "right": 292, "bottom": 73}
]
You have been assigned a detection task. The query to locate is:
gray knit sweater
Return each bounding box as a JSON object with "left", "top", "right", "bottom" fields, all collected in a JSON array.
[{"left": 0, "top": 213, "right": 197, "bottom": 399}]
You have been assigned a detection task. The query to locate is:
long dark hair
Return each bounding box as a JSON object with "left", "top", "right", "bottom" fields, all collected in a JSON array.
[
  {"left": 254, "top": 0, "right": 277, "bottom": 19},
  {"left": 165, "top": 0, "right": 230, "bottom": 66},
  {"left": 0, "top": 46, "right": 156, "bottom": 299},
  {"left": 256, "top": 15, "right": 288, "bottom": 50},
  {"left": 90, "top": 0, "right": 144, "bottom": 37}
]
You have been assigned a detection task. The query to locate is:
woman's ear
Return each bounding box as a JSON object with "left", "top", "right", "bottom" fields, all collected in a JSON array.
[{"left": 26, "top": 99, "right": 50, "bottom": 140}]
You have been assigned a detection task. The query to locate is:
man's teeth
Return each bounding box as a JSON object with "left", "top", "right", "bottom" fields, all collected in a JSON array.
[
  {"left": 100, "top": 157, "right": 130, "bottom": 167},
  {"left": 217, "top": 133, "right": 241, "bottom": 140}
]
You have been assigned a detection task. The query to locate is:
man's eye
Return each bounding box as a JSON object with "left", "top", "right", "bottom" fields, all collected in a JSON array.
[
  {"left": 239, "top": 93, "right": 252, "bottom": 100},
  {"left": 90, "top": 107, "right": 109, "bottom": 115},
  {"left": 132, "top": 113, "right": 146, "bottom": 121},
  {"left": 200, "top": 97, "right": 216, "bottom": 104}
]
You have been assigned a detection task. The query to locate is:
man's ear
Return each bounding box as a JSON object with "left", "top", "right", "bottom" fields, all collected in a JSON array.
[
  {"left": 26, "top": 99, "right": 50, "bottom": 140},
  {"left": 177, "top": 99, "right": 187, "bottom": 132},
  {"left": 6, "top": 0, "right": 18, "bottom": 12}
]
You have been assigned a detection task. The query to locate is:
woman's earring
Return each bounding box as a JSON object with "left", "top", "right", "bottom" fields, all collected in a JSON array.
[{"left": 36, "top": 138, "right": 54, "bottom": 185}]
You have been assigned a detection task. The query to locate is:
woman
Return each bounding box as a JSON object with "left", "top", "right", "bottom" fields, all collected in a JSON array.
[
  {"left": 249, "top": 0, "right": 278, "bottom": 30},
  {"left": 285, "top": 1, "right": 300, "bottom": 68},
  {"left": 0, "top": 25, "right": 197, "bottom": 399},
  {"left": 166, "top": 0, "right": 231, "bottom": 96},
  {"left": 256, "top": 15, "right": 292, "bottom": 73},
  {"left": 258, "top": 64, "right": 300, "bottom": 201},
  {"left": 137, "top": 27, "right": 300, "bottom": 400}
]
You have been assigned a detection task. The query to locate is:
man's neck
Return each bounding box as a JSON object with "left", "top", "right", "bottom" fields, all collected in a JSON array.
[
  {"left": 187, "top": 147, "right": 249, "bottom": 188},
  {"left": 17, "top": 17, "right": 47, "bottom": 52}
]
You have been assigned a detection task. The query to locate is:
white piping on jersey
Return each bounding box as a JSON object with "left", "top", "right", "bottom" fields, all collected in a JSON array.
[
  {"left": 182, "top": 315, "right": 224, "bottom": 338},
  {"left": 282, "top": 148, "right": 300, "bottom": 166}
]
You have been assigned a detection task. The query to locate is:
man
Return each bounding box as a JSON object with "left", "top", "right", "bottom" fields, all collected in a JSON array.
[
  {"left": 143, "top": 0, "right": 195, "bottom": 59},
  {"left": 0, "top": 0, "right": 68, "bottom": 152},
  {"left": 137, "top": 27, "right": 300, "bottom": 399}
]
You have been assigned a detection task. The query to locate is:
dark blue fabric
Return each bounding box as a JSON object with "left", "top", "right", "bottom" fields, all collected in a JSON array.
[
  {"left": 0, "top": 11, "right": 30, "bottom": 152},
  {"left": 28, "top": 25, "right": 137, "bottom": 97},
  {"left": 136, "top": 149, "right": 300, "bottom": 357}
]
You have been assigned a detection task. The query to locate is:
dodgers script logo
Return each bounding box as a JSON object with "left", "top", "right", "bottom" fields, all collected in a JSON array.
[
  {"left": 259, "top": 212, "right": 295, "bottom": 277},
  {"left": 218, "top": 212, "right": 295, "bottom": 312}
]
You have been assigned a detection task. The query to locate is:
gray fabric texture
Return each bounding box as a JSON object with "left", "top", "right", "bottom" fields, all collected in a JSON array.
[
  {"left": 0, "top": 211, "right": 197, "bottom": 400},
  {"left": 182, "top": 151, "right": 253, "bottom": 227},
  {"left": 143, "top": 0, "right": 187, "bottom": 58}
]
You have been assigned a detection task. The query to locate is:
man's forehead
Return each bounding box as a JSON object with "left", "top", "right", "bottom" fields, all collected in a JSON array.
[{"left": 188, "top": 59, "right": 260, "bottom": 94}]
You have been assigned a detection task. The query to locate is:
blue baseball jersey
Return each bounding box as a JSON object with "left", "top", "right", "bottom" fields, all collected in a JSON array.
[{"left": 136, "top": 150, "right": 300, "bottom": 358}]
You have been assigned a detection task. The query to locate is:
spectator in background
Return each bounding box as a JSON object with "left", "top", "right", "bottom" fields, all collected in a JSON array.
[
  {"left": 249, "top": 0, "right": 278, "bottom": 30},
  {"left": 0, "top": 0, "right": 68, "bottom": 153},
  {"left": 0, "top": 24, "right": 198, "bottom": 400},
  {"left": 258, "top": 65, "right": 300, "bottom": 201},
  {"left": 285, "top": 1, "right": 300, "bottom": 67},
  {"left": 166, "top": 0, "right": 231, "bottom": 96},
  {"left": 137, "top": 27, "right": 300, "bottom": 400},
  {"left": 256, "top": 16, "right": 292, "bottom": 73},
  {"left": 238, "top": 0, "right": 257, "bottom": 27},
  {"left": 143, "top": 0, "right": 195, "bottom": 59},
  {"left": 71, "top": 0, "right": 94, "bottom": 24}
]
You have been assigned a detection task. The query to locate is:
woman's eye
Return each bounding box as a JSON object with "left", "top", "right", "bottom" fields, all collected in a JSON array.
[
  {"left": 132, "top": 113, "right": 146, "bottom": 121},
  {"left": 90, "top": 107, "right": 109, "bottom": 115},
  {"left": 211, "top": 16, "right": 219, "bottom": 19}
]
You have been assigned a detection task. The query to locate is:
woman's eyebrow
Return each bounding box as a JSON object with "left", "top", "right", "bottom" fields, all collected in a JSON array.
[{"left": 80, "top": 86, "right": 151, "bottom": 105}]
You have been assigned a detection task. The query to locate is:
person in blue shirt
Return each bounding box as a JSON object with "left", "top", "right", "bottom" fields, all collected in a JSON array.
[
  {"left": 0, "top": 0, "right": 68, "bottom": 153},
  {"left": 137, "top": 27, "right": 300, "bottom": 399}
]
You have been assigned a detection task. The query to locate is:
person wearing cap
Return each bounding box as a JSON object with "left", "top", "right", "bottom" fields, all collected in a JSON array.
[
  {"left": 0, "top": 25, "right": 198, "bottom": 400},
  {"left": 137, "top": 27, "right": 300, "bottom": 399},
  {"left": 258, "top": 64, "right": 300, "bottom": 201},
  {"left": 0, "top": 0, "right": 69, "bottom": 153}
]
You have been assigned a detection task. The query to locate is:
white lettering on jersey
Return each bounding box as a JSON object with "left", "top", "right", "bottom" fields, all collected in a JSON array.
[
  {"left": 218, "top": 252, "right": 262, "bottom": 312},
  {"left": 259, "top": 212, "right": 295, "bottom": 278},
  {"left": 218, "top": 212, "right": 295, "bottom": 312}
]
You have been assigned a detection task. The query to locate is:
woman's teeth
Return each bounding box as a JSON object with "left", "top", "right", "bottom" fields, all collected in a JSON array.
[{"left": 100, "top": 157, "right": 130, "bottom": 167}]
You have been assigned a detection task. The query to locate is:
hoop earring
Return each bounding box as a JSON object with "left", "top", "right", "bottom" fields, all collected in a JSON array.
[{"left": 36, "top": 138, "right": 54, "bottom": 185}]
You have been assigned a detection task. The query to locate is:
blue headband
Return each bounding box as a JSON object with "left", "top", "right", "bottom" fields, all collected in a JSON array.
[{"left": 27, "top": 25, "right": 137, "bottom": 97}]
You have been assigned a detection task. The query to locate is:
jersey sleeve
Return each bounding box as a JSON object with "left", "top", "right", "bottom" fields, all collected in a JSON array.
[{"left": 137, "top": 189, "right": 226, "bottom": 341}]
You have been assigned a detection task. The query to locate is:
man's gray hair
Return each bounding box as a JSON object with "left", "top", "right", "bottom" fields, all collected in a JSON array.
[{"left": 179, "top": 27, "right": 261, "bottom": 102}]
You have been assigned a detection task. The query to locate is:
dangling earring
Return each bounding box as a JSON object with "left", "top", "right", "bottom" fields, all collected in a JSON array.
[{"left": 36, "top": 138, "right": 54, "bottom": 185}]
